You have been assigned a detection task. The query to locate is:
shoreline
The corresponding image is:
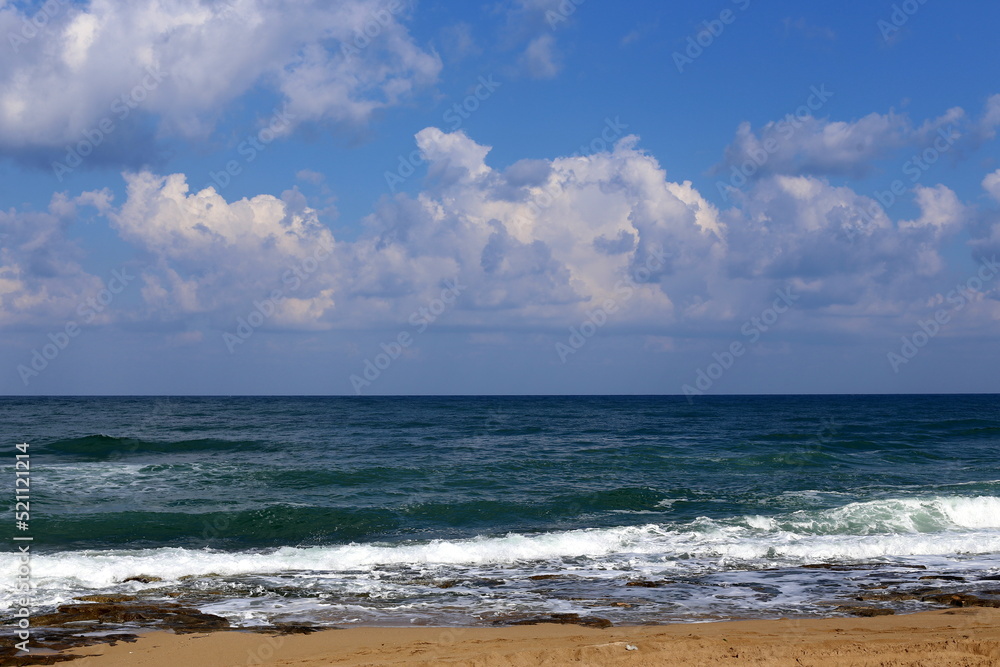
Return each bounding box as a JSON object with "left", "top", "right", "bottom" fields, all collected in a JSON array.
[{"left": 19, "top": 607, "right": 1000, "bottom": 666}]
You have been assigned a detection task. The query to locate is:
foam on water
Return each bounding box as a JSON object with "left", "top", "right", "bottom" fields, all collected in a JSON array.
[{"left": 5, "top": 494, "right": 1000, "bottom": 622}]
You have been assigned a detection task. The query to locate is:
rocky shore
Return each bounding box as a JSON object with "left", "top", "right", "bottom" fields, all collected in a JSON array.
[{"left": 3, "top": 565, "right": 999, "bottom": 665}]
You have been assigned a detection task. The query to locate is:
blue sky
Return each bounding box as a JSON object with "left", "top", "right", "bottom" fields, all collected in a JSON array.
[{"left": 2, "top": 0, "right": 1000, "bottom": 395}]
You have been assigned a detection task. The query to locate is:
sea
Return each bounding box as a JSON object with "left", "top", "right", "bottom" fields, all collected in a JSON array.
[{"left": 3, "top": 395, "right": 1000, "bottom": 628}]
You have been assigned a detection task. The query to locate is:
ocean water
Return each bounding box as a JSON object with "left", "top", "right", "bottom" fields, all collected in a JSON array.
[{"left": 2, "top": 395, "right": 1000, "bottom": 627}]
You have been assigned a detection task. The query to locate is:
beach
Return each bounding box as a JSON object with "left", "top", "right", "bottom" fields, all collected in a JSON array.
[
  {"left": 58, "top": 608, "right": 1000, "bottom": 666},
  {"left": 5, "top": 0, "right": 1000, "bottom": 661},
  {"left": 4, "top": 396, "right": 1000, "bottom": 663}
]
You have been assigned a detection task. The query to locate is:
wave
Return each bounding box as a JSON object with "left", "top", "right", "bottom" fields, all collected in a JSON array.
[
  {"left": 34, "top": 506, "right": 399, "bottom": 548},
  {"left": 745, "top": 495, "right": 1000, "bottom": 534},
  {"left": 26, "top": 493, "right": 1000, "bottom": 551},
  {"left": 8, "top": 526, "right": 1000, "bottom": 594},
  {"left": 7, "top": 495, "right": 1000, "bottom": 592},
  {"left": 29, "top": 488, "right": 674, "bottom": 548},
  {"left": 40, "top": 434, "right": 270, "bottom": 458}
]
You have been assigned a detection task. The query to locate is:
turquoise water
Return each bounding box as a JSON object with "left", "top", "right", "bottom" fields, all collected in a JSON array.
[{"left": 3, "top": 395, "right": 1000, "bottom": 625}]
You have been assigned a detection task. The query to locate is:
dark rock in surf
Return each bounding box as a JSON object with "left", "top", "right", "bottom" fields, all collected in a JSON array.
[
  {"left": 836, "top": 606, "right": 895, "bottom": 617},
  {"left": 625, "top": 579, "right": 675, "bottom": 587},
  {"left": 496, "top": 613, "right": 612, "bottom": 629}
]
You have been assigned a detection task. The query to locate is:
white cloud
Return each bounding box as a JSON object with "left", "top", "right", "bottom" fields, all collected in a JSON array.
[
  {"left": 718, "top": 111, "right": 914, "bottom": 180},
  {"left": 296, "top": 169, "right": 325, "bottom": 185},
  {"left": 899, "top": 185, "right": 965, "bottom": 237},
  {"left": 983, "top": 169, "right": 1000, "bottom": 203},
  {"left": 714, "top": 102, "right": 988, "bottom": 181},
  {"left": 979, "top": 94, "right": 1000, "bottom": 140},
  {"left": 107, "top": 171, "right": 338, "bottom": 326},
  {"left": 970, "top": 169, "right": 1000, "bottom": 259},
  {"left": 519, "top": 33, "right": 561, "bottom": 79},
  {"left": 0, "top": 194, "right": 105, "bottom": 325},
  {"left": 0, "top": 0, "right": 440, "bottom": 156},
  {"left": 499, "top": 0, "right": 573, "bottom": 79},
  {"left": 720, "top": 172, "right": 972, "bottom": 312},
  {"left": 1, "top": 129, "right": 985, "bottom": 342}
]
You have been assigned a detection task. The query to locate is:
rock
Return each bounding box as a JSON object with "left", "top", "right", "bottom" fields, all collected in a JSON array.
[
  {"left": 625, "top": 580, "right": 675, "bottom": 587},
  {"left": 471, "top": 578, "right": 505, "bottom": 587},
  {"left": 528, "top": 575, "right": 563, "bottom": 581},
  {"left": 836, "top": 606, "right": 895, "bottom": 617},
  {"left": 164, "top": 612, "right": 230, "bottom": 633},
  {"left": 122, "top": 575, "right": 163, "bottom": 584},
  {"left": 854, "top": 592, "right": 920, "bottom": 602},
  {"left": 22, "top": 602, "right": 229, "bottom": 632},
  {"left": 918, "top": 575, "right": 965, "bottom": 581},
  {"left": 0, "top": 600, "right": 234, "bottom": 665},
  {"left": 921, "top": 593, "right": 1000, "bottom": 608},
  {"left": 803, "top": 563, "right": 924, "bottom": 571},
  {"left": 252, "top": 624, "right": 324, "bottom": 635},
  {"left": 0, "top": 630, "right": 140, "bottom": 665},
  {"left": 74, "top": 594, "right": 138, "bottom": 603},
  {"left": 498, "top": 613, "right": 612, "bottom": 629}
]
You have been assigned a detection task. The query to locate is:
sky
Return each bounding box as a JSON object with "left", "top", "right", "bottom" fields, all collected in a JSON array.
[{"left": 1, "top": 0, "right": 1000, "bottom": 396}]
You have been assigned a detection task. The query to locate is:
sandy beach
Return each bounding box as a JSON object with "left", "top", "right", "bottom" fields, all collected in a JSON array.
[{"left": 53, "top": 608, "right": 1000, "bottom": 666}]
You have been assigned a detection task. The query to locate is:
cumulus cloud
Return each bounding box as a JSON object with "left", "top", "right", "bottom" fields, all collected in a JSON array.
[
  {"left": 713, "top": 99, "right": 999, "bottom": 182},
  {"left": 0, "top": 128, "right": 986, "bottom": 341},
  {"left": 717, "top": 112, "right": 910, "bottom": 180},
  {"left": 36, "top": 129, "right": 723, "bottom": 332},
  {"left": 106, "top": 171, "right": 338, "bottom": 326},
  {"left": 724, "top": 175, "right": 968, "bottom": 310},
  {"left": 0, "top": 0, "right": 440, "bottom": 163},
  {"left": 899, "top": 184, "right": 966, "bottom": 237},
  {"left": 0, "top": 194, "right": 106, "bottom": 325}
]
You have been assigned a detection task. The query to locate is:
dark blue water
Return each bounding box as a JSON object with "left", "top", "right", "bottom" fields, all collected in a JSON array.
[{"left": 3, "top": 395, "right": 1000, "bottom": 626}]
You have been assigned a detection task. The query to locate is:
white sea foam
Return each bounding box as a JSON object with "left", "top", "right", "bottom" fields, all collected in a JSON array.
[{"left": 4, "top": 495, "right": 999, "bottom": 618}]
